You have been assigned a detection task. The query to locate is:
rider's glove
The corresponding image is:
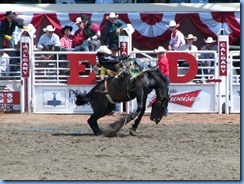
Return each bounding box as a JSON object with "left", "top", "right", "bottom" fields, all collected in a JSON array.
[
  {"left": 116, "top": 28, "right": 121, "bottom": 35},
  {"left": 23, "top": 26, "right": 28, "bottom": 30},
  {"left": 5, "top": 35, "right": 12, "bottom": 41}
]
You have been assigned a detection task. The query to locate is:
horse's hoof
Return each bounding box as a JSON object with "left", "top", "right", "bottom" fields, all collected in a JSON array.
[
  {"left": 129, "top": 128, "right": 137, "bottom": 136},
  {"left": 94, "top": 132, "right": 103, "bottom": 136}
]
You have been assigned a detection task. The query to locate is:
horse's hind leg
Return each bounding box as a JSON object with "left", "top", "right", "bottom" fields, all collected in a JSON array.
[
  {"left": 87, "top": 114, "right": 102, "bottom": 136},
  {"left": 88, "top": 100, "right": 114, "bottom": 136}
]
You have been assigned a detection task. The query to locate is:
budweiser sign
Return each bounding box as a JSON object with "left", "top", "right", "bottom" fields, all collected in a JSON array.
[{"left": 147, "top": 90, "right": 201, "bottom": 108}]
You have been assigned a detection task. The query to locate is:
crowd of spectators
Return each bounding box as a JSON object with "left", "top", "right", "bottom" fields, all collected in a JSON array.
[
  {"left": 165, "top": 19, "right": 218, "bottom": 81},
  {"left": 0, "top": 9, "right": 227, "bottom": 83}
]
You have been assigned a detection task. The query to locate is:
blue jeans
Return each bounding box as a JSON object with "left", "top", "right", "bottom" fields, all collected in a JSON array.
[{"left": 115, "top": 102, "right": 120, "bottom": 112}]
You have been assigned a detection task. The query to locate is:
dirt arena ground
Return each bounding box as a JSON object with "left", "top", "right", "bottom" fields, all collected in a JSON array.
[{"left": 0, "top": 113, "right": 240, "bottom": 180}]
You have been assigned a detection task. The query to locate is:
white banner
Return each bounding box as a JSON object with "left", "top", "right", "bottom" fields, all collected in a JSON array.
[{"left": 34, "top": 86, "right": 94, "bottom": 114}]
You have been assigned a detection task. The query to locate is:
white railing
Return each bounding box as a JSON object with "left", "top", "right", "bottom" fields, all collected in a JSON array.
[{"left": 0, "top": 48, "right": 240, "bottom": 114}]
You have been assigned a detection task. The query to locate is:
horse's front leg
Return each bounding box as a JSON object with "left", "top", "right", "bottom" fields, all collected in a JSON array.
[
  {"left": 129, "top": 95, "right": 147, "bottom": 136},
  {"left": 124, "top": 92, "right": 145, "bottom": 125}
]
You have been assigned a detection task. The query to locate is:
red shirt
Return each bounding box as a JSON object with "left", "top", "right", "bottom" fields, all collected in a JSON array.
[
  {"left": 73, "top": 30, "right": 85, "bottom": 47},
  {"left": 157, "top": 54, "right": 169, "bottom": 77}
]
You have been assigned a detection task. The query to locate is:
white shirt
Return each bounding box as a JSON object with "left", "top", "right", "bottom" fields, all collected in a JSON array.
[
  {"left": 179, "top": 44, "right": 199, "bottom": 59},
  {"left": 0, "top": 53, "right": 10, "bottom": 76},
  {"left": 37, "top": 33, "right": 60, "bottom": 50},
  {"left": 169, "top": 30, "right": 185, "bottom": 51}
]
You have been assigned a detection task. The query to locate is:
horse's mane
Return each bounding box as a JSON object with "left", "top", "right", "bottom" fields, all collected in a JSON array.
[{"left": 144, "top": 67, "right": 166, "bottom": 80}]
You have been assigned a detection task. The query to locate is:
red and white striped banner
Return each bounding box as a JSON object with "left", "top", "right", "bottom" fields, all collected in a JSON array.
[{"left": 0, "top": 12, "right": 240, "bottom": 49}]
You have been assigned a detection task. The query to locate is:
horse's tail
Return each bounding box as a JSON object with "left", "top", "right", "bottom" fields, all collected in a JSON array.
[{"left": 71, "top": 90, "right": 90, "bottom": 106}]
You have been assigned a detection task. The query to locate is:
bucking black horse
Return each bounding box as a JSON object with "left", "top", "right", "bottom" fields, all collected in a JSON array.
[{"left": 72, "top": 66, "right": 169, "bottom": 136}]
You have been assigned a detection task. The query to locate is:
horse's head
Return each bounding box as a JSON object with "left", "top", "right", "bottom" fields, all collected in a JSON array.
[
  {"left": 148, "top": 68, "right": 169, "bottom": 124},
  {"left": 71, "top": 90, "right": 89, "bottom": 106},
  {"left": 150, "top": 98, "right": 167, "bottom": 124}
]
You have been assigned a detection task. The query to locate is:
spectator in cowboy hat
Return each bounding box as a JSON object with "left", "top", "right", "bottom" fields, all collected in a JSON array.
[
  {"left": 60, "top": 25, "right": 74, "bottom": 51},
  {"left": 37, "top": 25, "right": 60, "bottom": 51},
  {"left": 72, "top": 16, "right": 87, "bottom": 51},
  {"left": 154, "top": 46, "right": 169, "bottom": 116},
  {"left": 79, "top": 15, "right": 101, "bottom": 51},
  {"left": 36, "top": 25, "right": 61, "bottom": 63},
  {"left": 179, "top": 34, "right": 199, "bottom": 59},
  {"left": 166, "top": 20, "right": 185, "bottom": 51},
  {"left": 12, "top": 14, "right": 25, "bottom": 47},
  {"left": 102, "top": 12, "right": 127, "bottom": 49},
  {"left": 0, "top": 11, "right": 27, "bottom": 49},
  {"left": 10, "top": 14, "right": 26, "bottom": 76},
  {"left": 199, "top": 37, "right": 218, "bottom": 74}
]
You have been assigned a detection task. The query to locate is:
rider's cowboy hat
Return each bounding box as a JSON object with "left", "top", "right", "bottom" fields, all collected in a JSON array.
[
  {"left": 154, "top": 46, "right": 167, "bottom": 53},
  {"left": 75, "top": 17, "right": 82, "bottom": 24},
  {"left": 106, "top": 12, "right": 119, "bottom": 20},
  {"left": 5, "top": 11, "right": 15, "bottom": 18},
  {"left": 61, "top": 25, "right": 73, "bottom": 34},
  {"left": 204, "top": 37, "right": 216, "bottom": 43},
  {"left": 97, "top": 45, "right": 112, "bottom": 54},
  {"left": 185, "top": 34, "right": 197, "bottom": 42},
  {"left": 16, "top": 14, "right": 25, "bottom": 20},
  {"left": 166, "top": 20, "right": 180, "bottom": 28},
  {"left": 43, "top": 25, "right": 56, "bottom": 32}
]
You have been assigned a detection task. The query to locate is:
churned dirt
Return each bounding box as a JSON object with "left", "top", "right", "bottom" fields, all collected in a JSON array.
[{"left": 0, "top": 112, "right": 240, "bottom": 180}]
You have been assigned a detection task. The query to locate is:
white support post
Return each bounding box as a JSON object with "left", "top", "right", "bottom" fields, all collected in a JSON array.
[
  {"left": 119, "top": 24, "right": 135, "bottom": 113},
  {"left": 20, "top": 27, "right": 35, "bottom": 113},
  {"left": 218, "top": 35, "right": 229, "bottom": 114}
]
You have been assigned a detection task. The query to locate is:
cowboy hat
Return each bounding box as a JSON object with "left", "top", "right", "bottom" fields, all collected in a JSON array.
[
  {"left": 185, "top": 34, "right": 197, "bottom": 42},
  {"left": 97, "top": 45, "right": 112, "bottom": 54},
  {"left": 61, "top": 25, "right": 73, "bottom": 34},
  {"left": 106, "top": 12, "right": 119, "bottom": 20},
  {"left": 43, "top": 25, "right": 56, "bottom": 32},
  {"left": 204, "top": 37, "right": 216, "bottom": 43},
  {"left": 154, "top": 46, "right": 167, "bottom": 53},
  {"left": 5, "top": 11, "right": 15, "bottom": 18},
  {"left": 110, "top": 44, "right": 119, "bottom": 51},
  {"left": 166, "top": 20, "right": 180, "bottom": 28},
  {"left": 16, "top": 14, "right": 25, "bottom": 20},
  {"left": 75, "top": 17, "right": 82, "bottom": 24}
]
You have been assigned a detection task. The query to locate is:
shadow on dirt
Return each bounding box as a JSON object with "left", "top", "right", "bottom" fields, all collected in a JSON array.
[{"left": 52, "top": 133, "right": 94, "bottom": 136}]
